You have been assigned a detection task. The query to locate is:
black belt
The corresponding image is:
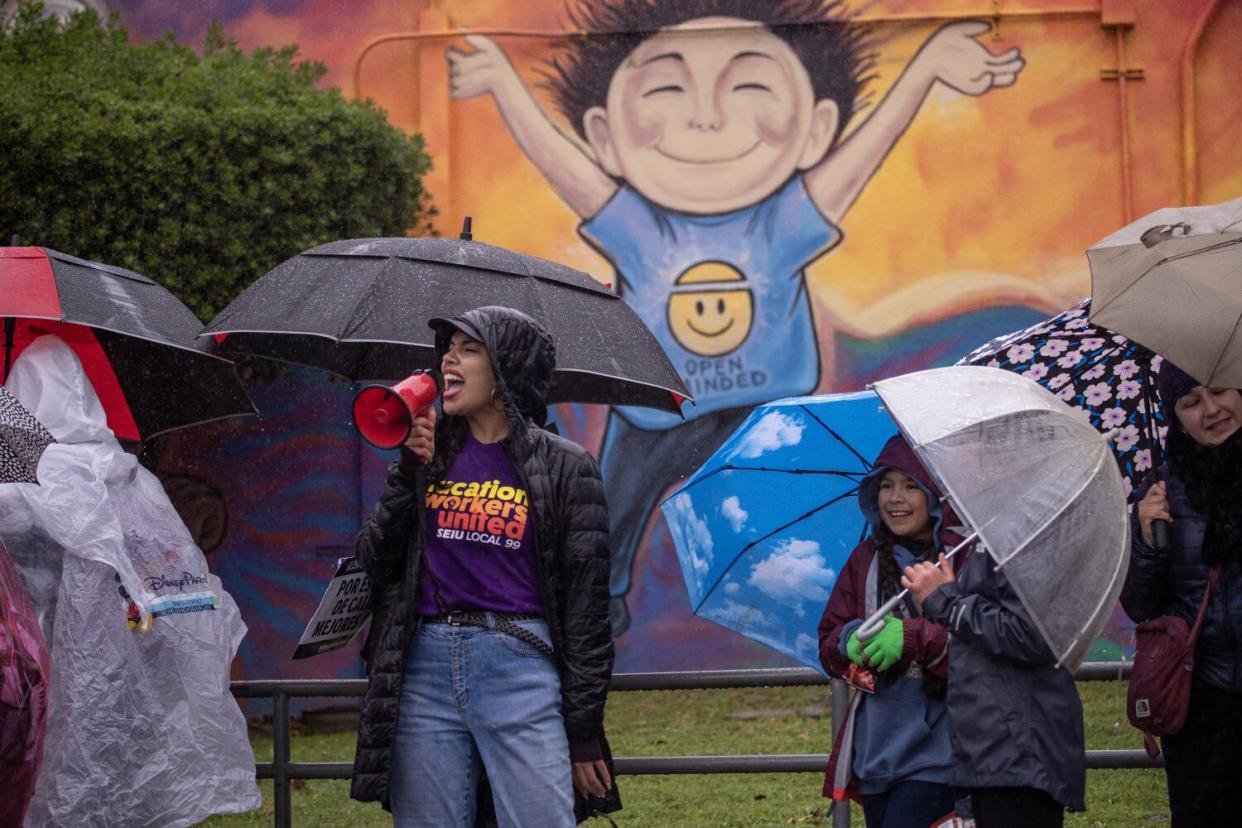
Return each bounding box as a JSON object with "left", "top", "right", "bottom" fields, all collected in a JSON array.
[{"left": 420, "top": 611, "right": 552, "bottom": 658}]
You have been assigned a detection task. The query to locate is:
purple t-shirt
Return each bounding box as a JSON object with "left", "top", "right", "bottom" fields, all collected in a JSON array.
[{"left": 414, "top": 434, "right": 543, "bottom": 616}]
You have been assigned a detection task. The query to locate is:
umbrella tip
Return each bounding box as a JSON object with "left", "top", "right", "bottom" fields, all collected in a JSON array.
[
  {"left": 1140, "top": 222, "right": 1189, "bottom": 248},
  {"left": 460, "top": 217, "right": 473, "bottom": 241}
]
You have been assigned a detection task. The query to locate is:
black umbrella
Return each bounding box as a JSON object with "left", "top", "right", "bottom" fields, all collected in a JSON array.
[
  {"left": 0, "top": 385, "right": 54, "bottom": 484},
  {"left": 200, "top": 225, "right": 691, "bottom": 413},
  {"left": 0, "top": 247, "right": 256, "bottom": 442}
]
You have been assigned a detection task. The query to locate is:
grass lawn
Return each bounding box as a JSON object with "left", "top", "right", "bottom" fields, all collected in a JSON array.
[{"left": 201, "top": 680, "right": 1168, "bottom": 827}]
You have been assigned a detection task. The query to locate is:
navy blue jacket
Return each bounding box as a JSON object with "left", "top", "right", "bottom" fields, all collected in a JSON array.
[{"left": 1121, "top": 467, "right": 1242, "bottom": 693}]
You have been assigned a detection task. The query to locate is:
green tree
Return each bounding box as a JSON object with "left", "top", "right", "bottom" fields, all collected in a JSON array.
[{"left": 0, "top": 2, "right": 434, "bottom": 320}]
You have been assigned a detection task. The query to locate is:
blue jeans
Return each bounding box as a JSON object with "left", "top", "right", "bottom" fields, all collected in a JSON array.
[
  {"left": 861, "top": 780, "right": 958, "bottom": 828},
  {"left": 390, "top": 617, "right": 575, "bottom": 828}
]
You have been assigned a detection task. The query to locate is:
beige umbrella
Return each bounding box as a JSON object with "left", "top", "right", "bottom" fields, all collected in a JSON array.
[{"left": 1086, "top": 195, "right": 1242, "bottom": 387}]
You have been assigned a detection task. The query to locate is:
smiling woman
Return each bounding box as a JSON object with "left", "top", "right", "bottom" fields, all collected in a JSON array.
[
  {"left": 1170, "top": 386, "right": 1242, "bottom": 448},
  {"left": 1122, "top": 360, "right": 1242, "bottom": 827},
  {"left": 876, "top": 469, "right": 934, "bottom": 544}
]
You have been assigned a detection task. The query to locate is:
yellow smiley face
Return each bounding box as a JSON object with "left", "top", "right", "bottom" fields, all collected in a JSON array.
[{"left": 667, "top": 261, "right": 754, "bottom": 357}]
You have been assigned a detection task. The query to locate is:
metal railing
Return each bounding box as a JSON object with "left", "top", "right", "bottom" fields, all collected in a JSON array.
[{"left": 230, "top": 661, "right": 1153, "bottom": 828}]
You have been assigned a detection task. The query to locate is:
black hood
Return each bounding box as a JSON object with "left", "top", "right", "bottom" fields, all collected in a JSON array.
[{"left": 429, "top": 305, "right": 557, "bottom": 429}]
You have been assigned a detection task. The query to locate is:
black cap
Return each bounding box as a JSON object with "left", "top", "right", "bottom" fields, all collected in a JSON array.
[{"left": 427, "top": 313, "right": 484, "bottom": 345}]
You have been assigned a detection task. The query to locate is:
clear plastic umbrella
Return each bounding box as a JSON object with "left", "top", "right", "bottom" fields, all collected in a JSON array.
[{"left": 865, "top": 365, "right": 1130, "bottom": 670}]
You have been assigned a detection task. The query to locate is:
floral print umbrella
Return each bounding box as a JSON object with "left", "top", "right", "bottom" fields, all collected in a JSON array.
[{"left": 959, "top": 298, "right": 1165, "bottom": 499}]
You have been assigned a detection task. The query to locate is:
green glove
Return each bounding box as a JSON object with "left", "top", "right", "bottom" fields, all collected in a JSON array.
[
  {"left": 861, "top": 616, "right": 904, "bottom": 671},
  {"left": 845, "top": 629, "right": 867, "bottom": 666}
]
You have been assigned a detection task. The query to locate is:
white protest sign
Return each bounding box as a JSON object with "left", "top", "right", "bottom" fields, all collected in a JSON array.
[{"left": 292, "top": 556, "right": 373, "bottom": 660}]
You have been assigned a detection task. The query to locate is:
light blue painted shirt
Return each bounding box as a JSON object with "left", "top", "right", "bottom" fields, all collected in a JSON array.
[{"left": 581, "top": 177, "right": 840, "bottom": 430}]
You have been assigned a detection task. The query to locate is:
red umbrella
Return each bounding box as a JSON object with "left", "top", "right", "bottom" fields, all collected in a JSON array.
[{"left": 0, "top": 247, "right": 254, "bottom": 442}]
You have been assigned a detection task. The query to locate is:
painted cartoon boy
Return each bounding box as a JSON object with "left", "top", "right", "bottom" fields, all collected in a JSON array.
[{"left": 448, "top": 0, "right": 1023, "bottom": 634}]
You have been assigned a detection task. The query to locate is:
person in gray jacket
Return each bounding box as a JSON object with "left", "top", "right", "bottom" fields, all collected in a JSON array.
[{"left": 902, "top": 544, "right": 1086, "bottom": 827}]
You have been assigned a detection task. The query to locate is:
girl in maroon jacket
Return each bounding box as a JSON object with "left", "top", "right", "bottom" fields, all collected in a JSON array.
[{"left": 817, "top": 434, "right": 966, "bottom": 827}]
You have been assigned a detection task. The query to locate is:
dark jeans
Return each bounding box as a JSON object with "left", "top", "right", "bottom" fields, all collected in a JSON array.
[
  {"left": 861, "top": 781, "right": 958, "bottom": 828},
  {"left": 598, "top": 406, "right": 752, "bottom": 633},
  {"left": 970, "top": 787, "right": 1063, "bottom": 828},
  {"left": 1161, "top": 679, "right": 1242, "bottom": 828}
]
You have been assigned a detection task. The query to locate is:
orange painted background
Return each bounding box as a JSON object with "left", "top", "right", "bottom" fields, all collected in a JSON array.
[{"left": 116, "top": 0, "right": 1242, "bottom": 336}]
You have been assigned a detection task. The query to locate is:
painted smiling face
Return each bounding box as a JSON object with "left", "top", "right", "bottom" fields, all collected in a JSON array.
[
  {"left": 667, "top": 261, "right": 753, "bottom": 356},
  {"left": 584, "top": 16, "right": 838, "bottom": 215},
  {"left": 876, "top": 469, "right": 934, "bottom": 543}
]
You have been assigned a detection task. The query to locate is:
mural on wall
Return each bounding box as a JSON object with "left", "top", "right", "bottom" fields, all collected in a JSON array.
[
  {"left": 445, "top": 0, "right": 1027, "bottom": 636},
  {"left": 98, "top": 0, "right": 1242, "bottom": 677}
]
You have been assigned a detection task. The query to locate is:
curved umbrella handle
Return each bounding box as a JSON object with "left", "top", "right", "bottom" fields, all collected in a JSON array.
[
  {"left": 857, "top": 592, "right": 907, "bottom": 642},
  {"left": 855, "top": 531, "right": 979, "bottom": 644}
]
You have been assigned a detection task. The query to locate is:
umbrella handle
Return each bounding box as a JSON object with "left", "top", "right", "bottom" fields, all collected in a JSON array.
[
  {"left": 855, "top": 532, "right": 979, "bottom": 644},
  {"left": 1152, "top": 519, "right": 1170, "bottom": 550},
  {"left": 856, "top": 593, "right": 907, "bottom": 642}
]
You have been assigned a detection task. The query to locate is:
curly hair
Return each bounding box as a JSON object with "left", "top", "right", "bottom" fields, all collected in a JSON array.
[
  {"left": 543, "top": 0, "right": 875, "bottom": 145},
  {"left": 1167, "top": 424, "right": 1242, "bottom": 565}
]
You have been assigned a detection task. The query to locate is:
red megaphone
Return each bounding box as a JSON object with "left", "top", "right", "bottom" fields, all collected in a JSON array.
[{"left": 352, "top": 370, "right": 441, "bottom": 449}]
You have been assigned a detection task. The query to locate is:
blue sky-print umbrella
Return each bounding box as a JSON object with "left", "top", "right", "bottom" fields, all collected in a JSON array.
[
  {"left": 959, "top": 298, "right": 1165, "bottom": 499},
  {"left": 658, "top": 391, "right": 895, "bottom": 672}
]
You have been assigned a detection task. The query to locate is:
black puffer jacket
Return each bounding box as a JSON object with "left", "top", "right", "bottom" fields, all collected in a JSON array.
[
  {"left": 349, "top": 307, "right": 615, "bottom": 811},
  {"left": 1121, "top": 467, "right": 1242, "bottom": 693}
]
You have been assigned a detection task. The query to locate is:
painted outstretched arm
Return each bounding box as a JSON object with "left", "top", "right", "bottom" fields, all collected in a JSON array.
[
  {"left": 804, "top": 21, "right": 1024, "bottom": 225},
  {"left": 448, "top": 35, "right": 618, "bottom": 219}
]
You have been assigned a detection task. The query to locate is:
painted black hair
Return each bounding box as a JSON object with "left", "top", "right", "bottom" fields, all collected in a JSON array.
[{"left": 544, "top": 0, "right": 875, "bottom": 146}]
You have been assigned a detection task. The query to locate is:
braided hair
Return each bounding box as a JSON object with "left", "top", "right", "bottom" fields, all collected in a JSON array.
[
  {"left": 1167, "top": 423, "right": 1242, "bottom": 565},
  {"left": 869, "top": 481, "right": 946, "bottom": 698},
  {"left": 872, "top": 521, "right": 905, "bottom": 605}
]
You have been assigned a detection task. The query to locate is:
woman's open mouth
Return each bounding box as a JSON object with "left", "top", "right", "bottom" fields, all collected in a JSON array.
[{"left": 442, "top": 370, "right": 465, "bottom": 400}]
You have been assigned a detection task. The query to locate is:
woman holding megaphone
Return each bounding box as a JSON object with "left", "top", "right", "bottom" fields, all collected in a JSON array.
[{"left": 349, "top": 306, "right": 618, "bottom": 827}]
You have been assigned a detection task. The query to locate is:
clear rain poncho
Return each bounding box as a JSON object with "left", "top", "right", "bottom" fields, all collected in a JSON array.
[{"left": 0, "top": 336, "right": 260, "bottom": 827}]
